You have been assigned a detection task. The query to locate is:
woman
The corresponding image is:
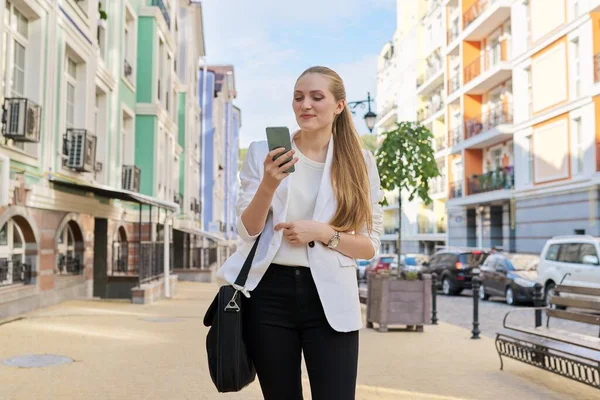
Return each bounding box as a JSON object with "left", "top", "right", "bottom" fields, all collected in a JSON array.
[{"left": 217, "top": 66, "right": 383, "bottom": 399}]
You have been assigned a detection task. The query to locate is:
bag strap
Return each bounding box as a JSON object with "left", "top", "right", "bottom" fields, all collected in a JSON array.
[{"left": 234, "top": 233, "right": 261, "bottom": 288}]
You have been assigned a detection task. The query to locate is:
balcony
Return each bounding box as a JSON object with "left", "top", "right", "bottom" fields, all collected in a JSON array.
[
  {"left": 449, "top": 181, "right": 463, "bottom": 199},
  {"left": 467, "top": 166, "right": 514, "bottom": 195},
  {"left": 595, "top": 52, "right": 600, "bottom": 83},
  {"left": 376, "top": 103, "right": 397, "bottom": 129},
  {"left": 152, "top": 0, "right": 171, "bottom": 28},
  {"left": 434, "top": 135, "right": 445, "bottom": 152},
  {"left": 447, "top": 19, "right": 460, "bottom": 45},
  {"left": 447, "top": 73, "right": 460, "bottom": 95},
  {"left": 463, "top": 0, "right": 512, "bottom": 41},
  {"left": 417, "top": 58, "right": 444, "bottom": 93},
  {"left": 430, "top": 176, "right": 445, "bottom": 195},
  {"left": 449, "top": 125, "right": 463, "bottom": 148},
  {"left": 463, "top": 42, "right": 511, "bottom": 94},
  {"left": 417, "top": 94, "right": 443, "bottom": 123},
  {"left": 463, "top": 102, "right": 514, "bottom": 148}
]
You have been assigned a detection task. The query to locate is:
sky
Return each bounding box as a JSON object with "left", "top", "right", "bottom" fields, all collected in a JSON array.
[{"left": 202, "top": 0, "right": 397, "bottom": 148}]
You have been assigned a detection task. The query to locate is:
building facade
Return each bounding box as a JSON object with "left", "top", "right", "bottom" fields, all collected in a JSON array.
[
  {"left": 201, "top": 65, "right": 240, "bottom": 246},
  {"left": 0, "top": 0, "right": 209, "bottom": 318},
  {"left": 379, "top": 0, "right": 600, "bottom": 255}
]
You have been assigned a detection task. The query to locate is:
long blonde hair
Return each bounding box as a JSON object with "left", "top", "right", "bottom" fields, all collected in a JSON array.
[{"left": 296, "top": 66, "right": 372, "bottom": 234}]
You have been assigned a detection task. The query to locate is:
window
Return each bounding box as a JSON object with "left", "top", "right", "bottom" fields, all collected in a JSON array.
[
  {"left": 166, "top": 54, "right": 172, "bottom": 112},
  {"left": 525, "top": 66, "right": 532, "bottom": 118},
  {"left": 579, "top": 244, "right": 597, "bottom": 262},
  {"left": 557, "top": 243, "right": 581, "bottom": 263},
  {"left": 0, "top": 219, "right": 25, "bottom": 285},
  {"left": 545, "top": 244, "right": 560, "bottom": 261},
  {"left": 524, "top": 134, "right": 534, "bottom": 184},
  {"left": 56, "top": 223, "right": 81, "bottom": 275},
  {"left": 97, "top": 0, "right": 107, "bottom": 63},
  {"left": 65, "top": 57, "right": 77, "bottom": 130},
  {"left": 571, "top": 37, "right": 581, "bottom": 98},
  {"left": 121, "top": 111, "right": 134, "bottom": 166},
  {"left": 492, "top": 148, "right": 502, "bottom": 170},
  {"left": 1, "top": 2, "right": 31, "bottom": 152},
  {"left": 572, "top": 117, "right": 583, "bottom": 176},
  {"left": 158, "top": 39, "right": 164, "bottom": 104},
  {"left": 123, "top": 7, "right": 136, "bottom": 84}
]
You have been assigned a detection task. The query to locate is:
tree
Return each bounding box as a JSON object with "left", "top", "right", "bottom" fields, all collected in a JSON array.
[
  {"left": 375, "top": 121, "right": 440, "bottom": 264},
  {"left": 238, "top": 147, "right": 248, "bottom": 172},
  {"left": 360, "top": 134, "right": 379, "bottom": 153}
]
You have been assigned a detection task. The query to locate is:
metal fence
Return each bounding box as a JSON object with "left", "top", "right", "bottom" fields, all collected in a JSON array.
[
  {"left": 111, "top": 241, "right": 174, "bottom": 284},
  {"left": 0, "top": 258, "right": 31, "bottom": 286}
]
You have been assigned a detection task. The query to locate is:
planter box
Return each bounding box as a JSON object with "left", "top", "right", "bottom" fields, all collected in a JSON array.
[{"left": 366, "top": 274, "right": 432, "bottom": 332}]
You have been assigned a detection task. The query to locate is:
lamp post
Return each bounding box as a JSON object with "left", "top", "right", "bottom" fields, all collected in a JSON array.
[{"left": 347, "top": 92, "right": 377, "bottom": 133}]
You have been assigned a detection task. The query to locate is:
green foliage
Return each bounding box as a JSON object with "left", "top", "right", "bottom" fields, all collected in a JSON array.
[
  {"left": 98, "top": 2, "right": 108, "bottom": 20},
  {"left": 360, "top": 134, "right": 378, "bottom": 153},
  {"left": 238, "top": 147, "right": 248, "bottom": 172},
  {"left": 375, "top": 121, "right": 440, "bottom": 206}
]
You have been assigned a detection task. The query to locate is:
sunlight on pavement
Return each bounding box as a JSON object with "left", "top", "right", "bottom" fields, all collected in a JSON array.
[
  {"left": 355, "top": 384, "right": 470, "bottom": 400},
  {"left": 22, "top": 321, "right": 169, "bottom": 344}
]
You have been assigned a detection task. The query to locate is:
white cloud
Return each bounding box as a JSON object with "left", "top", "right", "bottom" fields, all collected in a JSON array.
[{"left": 202, "top": 0, "right": 394, "bottom": 147}]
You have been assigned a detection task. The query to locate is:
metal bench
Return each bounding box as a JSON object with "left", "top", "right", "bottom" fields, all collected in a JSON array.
[{"left": 495, "top": 285, "right": 600, "bottom": 389}]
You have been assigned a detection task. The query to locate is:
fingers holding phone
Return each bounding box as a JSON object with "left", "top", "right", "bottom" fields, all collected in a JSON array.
[{"left": 262, "top": 148, "right": 298, "bottom": 192}]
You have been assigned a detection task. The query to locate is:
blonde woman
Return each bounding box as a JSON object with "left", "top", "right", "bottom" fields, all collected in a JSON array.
[{"left": 217, "top": 66, "right": 383, "bottom": 399}]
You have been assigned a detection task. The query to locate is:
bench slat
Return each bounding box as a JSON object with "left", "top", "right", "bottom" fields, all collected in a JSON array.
[
  {"left": 497, "top": 328, "right": 600, "bottom": 362},
  {"left": 555, "top": 285, "right": 600, "bottom": 297},
  {"left": 547, "top": 309, "right": 600, "bottom": 326},
  {"left": 551, "top": 296, "right": 600, "bottom": 312}
]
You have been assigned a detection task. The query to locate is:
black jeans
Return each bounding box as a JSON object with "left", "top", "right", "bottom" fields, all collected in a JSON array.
[{"left": 243, "top": 263, "right": 359, "bottom": 400}]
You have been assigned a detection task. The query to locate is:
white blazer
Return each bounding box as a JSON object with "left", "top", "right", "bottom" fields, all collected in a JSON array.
[{"left": 216, "top": 133, "right": 384, "bottom": 332}]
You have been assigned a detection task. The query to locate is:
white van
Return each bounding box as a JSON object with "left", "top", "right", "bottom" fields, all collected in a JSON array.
[{"left": 537, "top": 235, "right": 600, "bottom": 304}]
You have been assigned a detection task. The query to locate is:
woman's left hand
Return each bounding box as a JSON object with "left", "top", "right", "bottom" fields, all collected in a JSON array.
[{"left": 274, "top": 220, "right": 333, "bottom": 245}]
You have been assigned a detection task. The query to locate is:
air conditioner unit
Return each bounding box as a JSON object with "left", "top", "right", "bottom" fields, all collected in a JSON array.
[
  {"left": 64, "top": 129, "right": 97, "bottom": 172},
  {"left": 1, "top": 98, "right": 42, "bottom": 142},
  {"left": 122, "top": 165, "right": 141, "bottom": 192}
]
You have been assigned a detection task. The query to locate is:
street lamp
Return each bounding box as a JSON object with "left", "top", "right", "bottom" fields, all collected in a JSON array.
[{"left": 347, "top": 92, "right": 377, "bottom": 133}]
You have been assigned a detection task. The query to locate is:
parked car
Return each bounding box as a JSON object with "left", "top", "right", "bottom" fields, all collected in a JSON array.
[
  {"left": 422, "top": 248, "right": 489, "bottom": 295},
  {"left": 480, "top": 253, "right": 540, "bottom": 305},
  {"left": 365, "top": 254, "right": 396, "bottom": 276},
  {"left": 356, "top": 259, "right": 371, "bottom": 281},
  {"left": 537, "top": 235, "right": 600, "bottom": 306},
  {"left": 400, "top": 253, "right": 430, "bottom": 272}
]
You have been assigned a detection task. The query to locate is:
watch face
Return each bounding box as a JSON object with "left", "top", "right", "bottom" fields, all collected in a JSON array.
[{"left": 329, "top": 237, "right": 340, "bottom": 248}]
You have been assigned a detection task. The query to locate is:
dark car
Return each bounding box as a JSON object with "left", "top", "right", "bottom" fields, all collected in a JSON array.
[
  {"left": 479, "top": 253, "right": 540, "bottom": 305},
  {"left": 422, "top": 249, "right": 489, "bottom": 295}
]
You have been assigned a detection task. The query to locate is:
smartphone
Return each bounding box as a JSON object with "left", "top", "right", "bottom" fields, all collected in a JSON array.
[{"left": 266, "top": 127, "right": 295, "bottom": 173}]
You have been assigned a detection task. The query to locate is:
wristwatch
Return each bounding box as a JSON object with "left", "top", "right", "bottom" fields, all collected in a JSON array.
[{"left": 327, "top": 230, "right": 341, "bottom": 249}]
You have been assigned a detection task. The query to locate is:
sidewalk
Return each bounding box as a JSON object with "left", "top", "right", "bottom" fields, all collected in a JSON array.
[{"left": 0, "top": 282, "right": 597, "bottom": 400}]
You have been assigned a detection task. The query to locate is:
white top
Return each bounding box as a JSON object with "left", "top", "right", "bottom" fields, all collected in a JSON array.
[{"left": 271, "top": 140, "right": 324, "bottom": 267}]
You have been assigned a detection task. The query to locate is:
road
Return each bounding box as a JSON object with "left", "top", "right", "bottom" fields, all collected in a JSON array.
[{"left": 359, "top": 283, "right": 599, "bottom": 338}]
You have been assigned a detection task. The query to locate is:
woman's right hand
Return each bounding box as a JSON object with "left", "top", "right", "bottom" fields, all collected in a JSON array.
[{"left": 261, "top": 148, "right": 298, "bottom": 193}]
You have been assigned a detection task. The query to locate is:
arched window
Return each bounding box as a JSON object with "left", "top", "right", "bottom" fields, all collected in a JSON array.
[
  {"left": 112, "top": 226, "right": 129, "bottom": 274},
  {"left": 0, "top": 219, "right": 26, "bottom": 285},
  {"left": 56, "top": 222, "right": 81, "bottom": 275}
]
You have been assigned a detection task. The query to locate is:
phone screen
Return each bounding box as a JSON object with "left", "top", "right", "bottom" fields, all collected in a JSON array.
[{"left": 266, "top": 127, "right": 295, "bottom": 173}]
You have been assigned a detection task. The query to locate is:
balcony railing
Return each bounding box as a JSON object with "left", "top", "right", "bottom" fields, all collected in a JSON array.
[
  {"left": 465, "top": 102, "right": 513, "bottom": 139},
  {"left": 449, "top": 125, "right": 463, "bottom": 147},
  {"left": 430, "top": 176, "right": 445, "bottom": 194},
  {"left": 468, "top": 166, "right": 514, "bottom": 195},
  {"left": 447, "top": 20, "right": 460, "bottom": 44},
  {"left": 594, "top": 52, "right": 600, "bottom": 83},
  {"left": 463, "top": 0, "right": 495, "bottom": 29},
  {"left": 152, "top": 0, "right": 171, "bottom": 28},
  {"left": 0, "top": 258, "right": 31, "bottom": 286},
  {"left": 110, "top": 241, "right": 173, "bottom": 283},
  {"left": 434, "top": 135, "right": 445, "bottom": 152},
  {"left": 417, "top": 59, "right": 443, "bottom": 88},
  {"left": 449, "top": 181, "right": 463, "bottom": 199},
  {"left": 448, "top": 73, "right": 460, "bottom": 94},
  {"left": 56, "top": 253, "right": 83, "bottom": 275},
  {"left": 124, "top": 59, "right": 133, "bottom": 81},
  {"left": 464, "top": 42, "right": 507, "bottom": 84}
]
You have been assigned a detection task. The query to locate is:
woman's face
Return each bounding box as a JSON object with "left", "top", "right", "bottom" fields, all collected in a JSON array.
[{"left": 293, "top": 73, "right": 344, "bottom": 132}]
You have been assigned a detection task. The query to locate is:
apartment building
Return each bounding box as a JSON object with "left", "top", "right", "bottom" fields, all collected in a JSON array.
[
  {"left": 0, "top": 0, "right": 209, "bottom": 318},
  {"left": 376, "top": 0, "right": 447, "bottom": 255},
  {"left": 377, "top": 0, "right": 600, "bottom": 255}
]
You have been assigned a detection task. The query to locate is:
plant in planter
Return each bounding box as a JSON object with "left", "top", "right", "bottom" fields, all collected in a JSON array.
[{"left": 365, "top": 121, "right": 439, "bottom": 332}]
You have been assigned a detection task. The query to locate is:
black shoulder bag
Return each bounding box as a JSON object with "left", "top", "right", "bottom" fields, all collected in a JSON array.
[{"left": 203, "top": 234, "right": 261, "bottom": 393}]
